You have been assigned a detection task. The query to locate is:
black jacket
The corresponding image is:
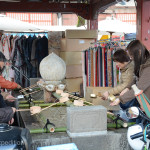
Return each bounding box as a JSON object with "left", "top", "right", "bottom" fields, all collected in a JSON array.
[
  {"left": 0, "top": 94, "right": 13, "bottom": 123},
  {"left": 0, "top": 107, "right": 13, "bottom": 123}
]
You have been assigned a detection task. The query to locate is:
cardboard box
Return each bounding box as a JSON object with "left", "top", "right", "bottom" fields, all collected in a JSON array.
[
  {"left": 66, "top": 65, "right": 82, "bottom": 78},
  {"left": 60, "top": 51, "right": 82, "bottom": 65},
  {"left": 61, "top": 38, "right": 94, "bottom": 52},
  {"left": 64, "top": 78, "right": 83, "bottom": 92},
  {"left": 65, "top": 30, "right": 98, "bottom": 39}
]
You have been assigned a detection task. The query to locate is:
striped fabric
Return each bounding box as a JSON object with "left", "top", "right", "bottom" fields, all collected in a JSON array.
[{"left": 84, "top": 46, "right": 119, "bottom": 87}]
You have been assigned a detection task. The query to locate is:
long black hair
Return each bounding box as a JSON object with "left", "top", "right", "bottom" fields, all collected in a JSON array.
[{"left": 126, "top": 40, "right": 150, "bottom": 77}]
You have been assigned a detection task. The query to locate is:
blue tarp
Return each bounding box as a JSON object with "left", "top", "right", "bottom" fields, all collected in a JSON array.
[
  {"left": 37, "top": 143, "right": 78, "bottom": 150},
  {"left": 124, "top": 33, "right": 136, "bottom": 40}
]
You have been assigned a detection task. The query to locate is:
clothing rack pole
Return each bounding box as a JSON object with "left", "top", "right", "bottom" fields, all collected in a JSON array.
[
  {"left": 90, "top": 40, "right": 131, "bottom": 46},
  {"left": 4, "top": 31, "right": 48, "bottom": 33}
]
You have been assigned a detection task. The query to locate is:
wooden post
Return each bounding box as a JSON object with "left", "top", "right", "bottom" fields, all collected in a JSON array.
[{"left": 44, "top": 89, "right": 52, "bottom": 103}]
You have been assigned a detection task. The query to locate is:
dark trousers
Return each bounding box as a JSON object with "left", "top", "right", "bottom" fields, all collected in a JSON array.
[
  {"left": 120, "top": 98, "right": 141, "bottom": 123},
  {"left": 120, "top": 98, "right": 140, "bottom": 110}
]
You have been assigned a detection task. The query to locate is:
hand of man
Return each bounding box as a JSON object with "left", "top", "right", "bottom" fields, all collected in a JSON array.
[
  {"left": 11, "top": 107, "right": 16, "bottom": 113},
  {"left": 120, "top": 88, "right": 129, "bottom": 96},
  {"left": 110, "top": 98, "right": 120, "bottom": 106},
  {"left": 8, "top": 118, "right": 14, "bottom": 125},
  {"left": 17, "top": 84, "right": 22, "bottom": 89},
  {"left": 6, "top": 95, "right": 15, "bottom": 102}
]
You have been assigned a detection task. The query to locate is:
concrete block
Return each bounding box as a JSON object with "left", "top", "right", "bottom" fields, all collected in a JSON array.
[
  {"left": 67, "top": 106, "right": 107, "bottom": 137},
  {"left": 71, "top": 131, "right": 132, "bottom": 150}
]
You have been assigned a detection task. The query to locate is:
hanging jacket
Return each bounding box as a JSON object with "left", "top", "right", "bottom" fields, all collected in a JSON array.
[
  {"left": 108, "top": 61, "right": 134, "bottom": 95},
  {"left": 120, "top": 57, "right": 150, "bottom": 104},
  {"left": 0, "top": 75, "right": 18, "bottom": 89}
]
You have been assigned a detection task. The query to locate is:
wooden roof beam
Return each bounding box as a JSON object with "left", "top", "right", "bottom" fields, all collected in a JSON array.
[
  {"left": 91, "top": 0, "right": 117, "bottom": 19},
  {"left": 0, "top": 1, "right": 90, "bottom": 19}
]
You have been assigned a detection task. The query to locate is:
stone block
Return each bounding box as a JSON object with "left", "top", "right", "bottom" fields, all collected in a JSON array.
[
  {"left": 67, "top": 106, "right": 107, "bottom": 137},
  {"left": 30, "top": 78, "right": 41, "bottom": 86}
]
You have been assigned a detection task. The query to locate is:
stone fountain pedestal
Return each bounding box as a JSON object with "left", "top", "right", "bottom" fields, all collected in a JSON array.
[{"left": 39, "top": 53, "right": 66, "bottom": 103}]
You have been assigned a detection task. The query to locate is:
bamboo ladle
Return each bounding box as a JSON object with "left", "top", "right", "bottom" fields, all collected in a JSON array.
[{"left": 17, "top": 102, "right": 60, "bottom": 115}]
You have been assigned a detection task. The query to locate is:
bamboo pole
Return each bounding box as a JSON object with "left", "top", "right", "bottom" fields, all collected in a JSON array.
[
  {"left": 30, "top": 122, "right": 128, "bottom": 134},
  {"left": 52, "top": 92, "right": 94, "bottom": 106},
  {"left": 107, "top": 112, "right": 136, "bottom": 128},
  {"left": 22, "top": 90, "right": 42, "bottom": 96},
  {"left": 107, "top": 113, "right": 127, "bottom": 127},
  {"left": 19, "top": 84, "right": 37, "bottom": 92},
  {"left": 83, "top": 101, "right": 94, "bottom": 106},
  {"left": 30, "top": 127, "right": 67, "bottom": 134},
  {"left": 16, "top": 109, "right": 30, "bottom": 112},
  {"left": 107, "top": 123, "right": 121, "bottom": 128},
  {"left": 36, "top": 113, "right": 56, "bottom": 133},
  {"left": 40, "top": 102, "right": 60, "bottom": 112},
  {"left": 19, "top": 100, "right": 45, "bottom": 104},
  {"left": 19, "top": 103, "right": 66, "bottom": 108},
  {"left": 52, "top": 92, "right": 73, "bottom": 106},
  {"left": 52, "top": 92, "right": 61, "bottom": 99}
]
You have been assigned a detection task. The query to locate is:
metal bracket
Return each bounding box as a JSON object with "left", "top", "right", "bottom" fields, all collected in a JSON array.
[
  {"left": 113, "top": 114, "right": 120, "bottom": 129},
  {"left": 43, "top": 119, "right": 55, "bottom": 133}
]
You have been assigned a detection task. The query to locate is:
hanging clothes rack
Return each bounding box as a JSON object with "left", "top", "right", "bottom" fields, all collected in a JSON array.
[
  {"left": 0, "top": 32, "right": 49, "bottom": 88},
  {"left": 83, "top": 39, "right": 132, "bottom": 88}
]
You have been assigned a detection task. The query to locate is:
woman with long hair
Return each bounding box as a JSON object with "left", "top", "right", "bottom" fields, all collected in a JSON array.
[{"left": 111, "top": 40, "right": 150, "bottom": 107}]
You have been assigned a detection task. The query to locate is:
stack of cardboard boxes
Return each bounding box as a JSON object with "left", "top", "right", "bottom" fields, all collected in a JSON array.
[{"left": 60, "top": 30, "right": 98, "bottom": 93}]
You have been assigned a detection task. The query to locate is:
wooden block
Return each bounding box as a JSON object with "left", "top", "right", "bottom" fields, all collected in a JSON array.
[
  {"left": 59, "top": 96, "right": 69, "bottom": 103},
  {"left": 60, "top": 38, "right": 95, "bottom": 52},
  {"left": 66, "top": 65, "right": 82, "bottom": 78},
  {"left": 56, "top": 89, "right": 63, "bottom": 94},
  {"left": 73, "top": 100, "right": 84, "bottom": 106},
  {"left": 61, "top": 92, "right": 69, "bottom": 97},
  {"left": 60, "top": 52, "right": 82, "bottom": 65},
  {"left": 65, "top": 30, "right": 98, "bottom": 39}
]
